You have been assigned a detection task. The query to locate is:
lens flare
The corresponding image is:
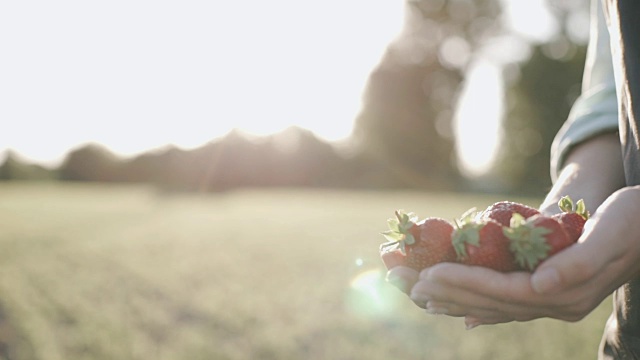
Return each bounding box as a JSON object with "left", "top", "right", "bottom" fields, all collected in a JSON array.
[{"left": 345, "top": 269, "right": 404, "bottom": 319}]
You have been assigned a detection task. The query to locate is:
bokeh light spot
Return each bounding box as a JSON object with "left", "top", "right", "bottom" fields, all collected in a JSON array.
[
  {"left": 438, "top": 36, "right": 470, "bottom": 69},
  {"left": 454, "top": 60, "right": 503, "bottom": 177}
]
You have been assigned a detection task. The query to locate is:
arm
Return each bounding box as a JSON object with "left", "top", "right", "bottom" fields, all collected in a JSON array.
[{"left": 540, "top": 132, "right": 625, "bottom": 215}]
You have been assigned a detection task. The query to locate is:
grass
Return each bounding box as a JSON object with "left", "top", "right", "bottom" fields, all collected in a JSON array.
[{"left": 0, "top": 183, "right": 612, "bottom": 359}]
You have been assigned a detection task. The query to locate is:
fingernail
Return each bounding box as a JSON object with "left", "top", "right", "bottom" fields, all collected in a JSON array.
[
  {"left": 426, "top": 307, "right": 448, "bottom": 315},
  {"left": 425, "top": 302, "right": 448, "bottom": 315},
  {"left": 465, "top": 317, "right": 481, "bottom": 330},
  {"left": 531, "top": 267, "right": 561, "bottom": 294},
  {"left": 465, "top": 322, "right": 480, "bottom": 330}
]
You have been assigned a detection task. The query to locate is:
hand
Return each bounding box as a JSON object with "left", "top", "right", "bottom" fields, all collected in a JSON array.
[{"left": 390, "top": 186, "right": 640, "bottom": 328}]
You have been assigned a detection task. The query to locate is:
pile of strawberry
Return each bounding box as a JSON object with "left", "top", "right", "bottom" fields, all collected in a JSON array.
[{"left": 379, "top": 196, "right": 589, "bottom": 272}]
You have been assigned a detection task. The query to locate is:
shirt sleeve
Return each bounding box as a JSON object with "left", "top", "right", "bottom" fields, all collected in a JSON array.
[{"left": 549, "top": 0, "right": 619, "bottom": 182}]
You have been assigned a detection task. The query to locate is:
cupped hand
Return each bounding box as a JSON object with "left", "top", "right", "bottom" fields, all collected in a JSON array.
[{"left": 390, "top": 186, "right": 640, "bottom": 328}]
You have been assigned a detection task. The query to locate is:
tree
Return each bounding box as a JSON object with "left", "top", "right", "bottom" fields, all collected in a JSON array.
[
  {"left": 491, "top": 0, "right": 590, "bottom": 194},
  {"left": 493, "top": 42, "right": 587, "bottom": 194},
  {"left": 58, "top": 144, "right": 122, "bottom": 182},
  {"left": 0, "top": 151, "right": 57, "bottom": 181},
  {"left": 352, "top": 0, "right": 501, "bottom": 189}
]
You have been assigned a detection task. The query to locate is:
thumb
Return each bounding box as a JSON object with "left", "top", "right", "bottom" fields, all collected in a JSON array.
[
  {"left": 530, "top": 263, "right": 563, "bottom": 294},
  {"left": 530, "top": 188, "right": 640, "bottom": 295},
  {"left": 386, "top": 266, "right": 419, "bottom": 294},
  {"left": 530, "top": 201, "right": 625, "bottom": 294},
  {"left": 530, "top": 241, "right": 605, "bottom": 294}
]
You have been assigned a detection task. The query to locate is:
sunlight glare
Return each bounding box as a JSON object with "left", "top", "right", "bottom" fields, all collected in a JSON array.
[
  {"left": 345, "top": 269, "right": 403, "bottom": 319},
  {"left": 454, "top": 60, "right": 503, "bottom": 177},
  {"left": 0, "top": 0, "right": 405, "bottom": 166},
  {"left": 500, "top": 0, "right": 559, "bottom": 42}
]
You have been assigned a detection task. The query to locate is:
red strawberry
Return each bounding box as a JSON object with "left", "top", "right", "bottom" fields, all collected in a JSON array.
[
  {"left": 406, "top": 217, "right": 456, "bottom": 270},
  {"left": 480, "top": 201, "right": 540, "bottom": 227},
  {"left": 551, "top": 196, "right": 589, "bottom": 243},
  {"left": 380, "top": 210, "right": 455, "bottom": 271},
  {"left": 506, "top": 213, "right": 573, "bottom": 271},
  {"left": 452, "top": 211, "right": 519, "bottom": 272}
]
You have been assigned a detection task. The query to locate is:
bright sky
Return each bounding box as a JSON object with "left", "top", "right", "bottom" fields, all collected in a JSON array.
[
  {"left": 0, "top": 0, "right": 566, "bottom": 173},
  {"left": 0, "top": 1, "right": 403, "bottom": 166}
]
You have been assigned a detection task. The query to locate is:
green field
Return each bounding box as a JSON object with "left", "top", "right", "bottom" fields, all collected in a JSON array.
[{"left": 0, "top": 183, "right": 612, "bottom": 359}]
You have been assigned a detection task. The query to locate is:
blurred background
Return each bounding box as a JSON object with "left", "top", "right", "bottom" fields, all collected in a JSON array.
[
  {"left": 0, "top": 0, "right": 589, "bottom": 195},
  {"left": 0, "top": 1, "right": 609, "bottom": 360}
]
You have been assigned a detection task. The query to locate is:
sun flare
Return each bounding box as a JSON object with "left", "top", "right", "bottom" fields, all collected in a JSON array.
[
  {"left": 346, "top": 268, "right": 404, "bottom": 318},
  {"left": 454, "top": 60, "right": 504, "bottom": 177}
]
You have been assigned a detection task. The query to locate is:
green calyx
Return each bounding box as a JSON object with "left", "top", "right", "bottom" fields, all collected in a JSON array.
[
  {"left": 558, "top": 196, "right": 589, "bottom": 219},
  {"left": 451, "top": 208, "right": 480, "bottom": 259},
  {"left": 505, "top": 213, "right": 551, "bottom": 271},
  {"left": 381, "top": 210, "right": 418, "bottom": 254}
]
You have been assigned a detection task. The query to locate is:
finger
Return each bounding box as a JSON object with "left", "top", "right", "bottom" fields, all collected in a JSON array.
[
  {"left": 424, "top": 300, "right": 451, "bottom": 315},
  {"left": 386, "top": 266, "right": 419, "bottom": 294},
  {"left": 420, "top": 262, "right": 539, "bottom": 305},
  {"left": 424, "top": 298, "right": 540, "bottom": 323},
  {"left": 425, "top": 300, "right": 511, "bottom": 320},
  {"left": 412, "top": 298, "right": 427, "bottom": 309},
  {"left": 465, "top": 315, "right": 514, "bottom": 329},
  {"left": 412, "top": 276, "right": 549, "bottom": 320}
]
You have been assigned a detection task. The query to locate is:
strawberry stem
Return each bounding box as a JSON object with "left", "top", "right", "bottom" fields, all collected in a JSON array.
[
  {"left": 575, "top": 199, "right": 589, "bottom": 219},
  {"left": 557, "top": 196, "right": 590, "bottom": 219},
  {"left": 451, "top": 210, "right": 481, "bottom": 259},
  {"left": 558, "top": 196, "right": 574, "bottom": 213},
  {"left": 504, "top": 214, "right": 552, "bottom": 271},
  {"left": 381, "top": 209, "right": 418, "bottom": 254}
]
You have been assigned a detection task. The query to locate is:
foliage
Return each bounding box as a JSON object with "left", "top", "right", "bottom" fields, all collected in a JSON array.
[
  {"left": 495, "top": 42, "right": 587, "bottom": 194},
  {"left": 58, "top": 144, "right": 123, "bottom": 182},
  {"left": 352, "top": 0, "right": 501, "bottom": 189},
  {"left": 25, "top": 128, "right": 403, "bottom": 191},
  {"left": 0, "top": 151, "right": 57, "bottom": 181}
]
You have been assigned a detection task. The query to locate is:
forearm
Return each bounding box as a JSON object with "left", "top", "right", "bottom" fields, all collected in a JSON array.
[{"left": 541, "top": 132, "right": 626, "bottom": 214}]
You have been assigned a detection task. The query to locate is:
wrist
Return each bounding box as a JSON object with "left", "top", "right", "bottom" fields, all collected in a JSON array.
[{"left": 543, "top": 134, "right": 625, "bottom": 214}]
